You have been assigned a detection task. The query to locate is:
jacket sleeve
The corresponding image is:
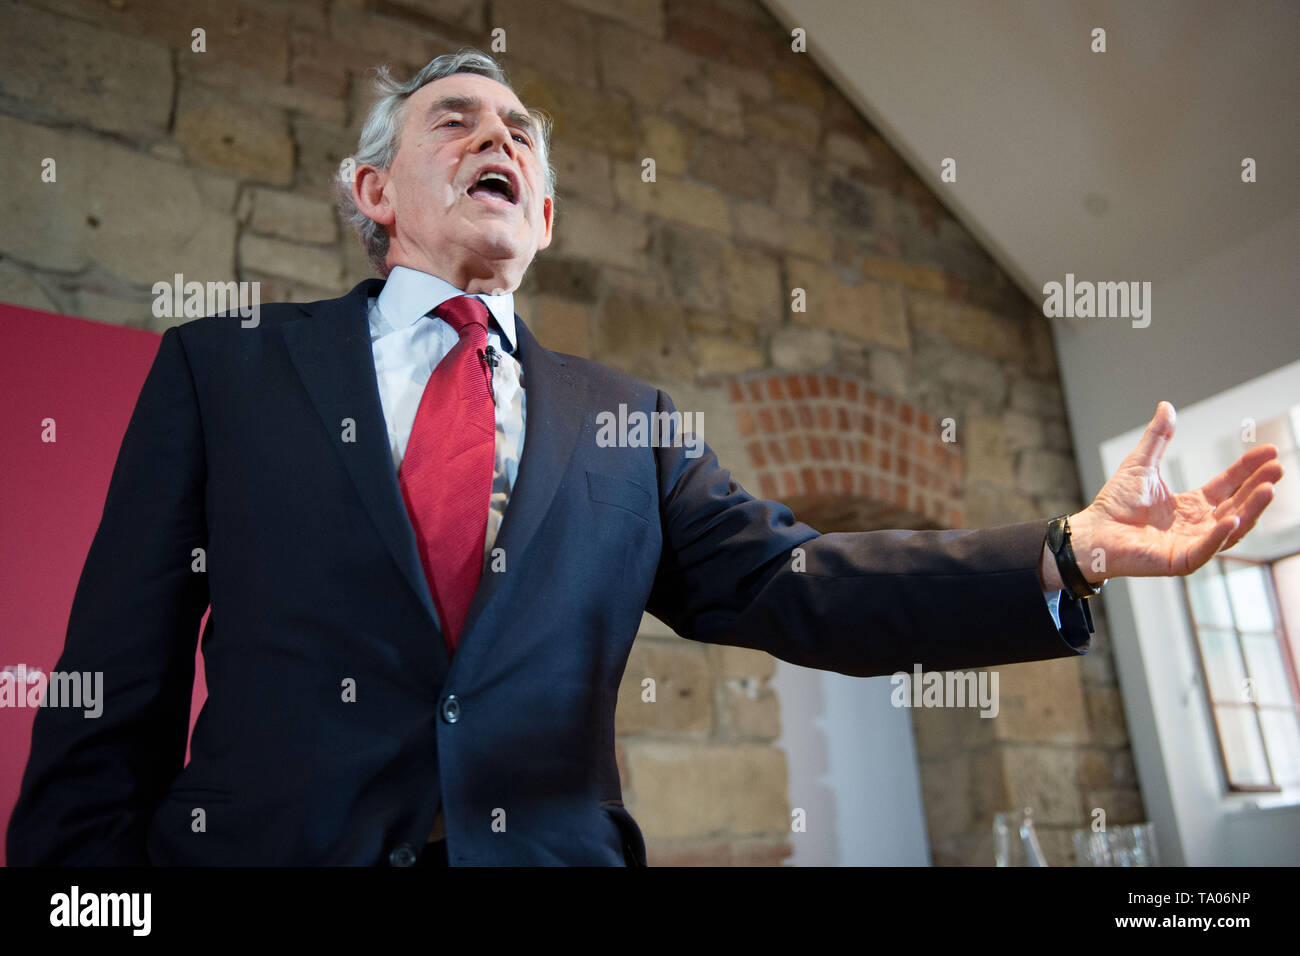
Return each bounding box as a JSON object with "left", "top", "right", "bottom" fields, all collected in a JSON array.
[
  {"left": 644, "top": 389, "right": 1092, "bottom": 679},
  {"left": 6, "top": 327, "right": 209, "bottom": 865}
]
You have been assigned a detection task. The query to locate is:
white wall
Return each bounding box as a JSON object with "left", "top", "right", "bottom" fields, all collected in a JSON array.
[
  {"left": 1072, "top": 213, "right": 1300, "bottom": 866},
  {"left": 772, "top": 665, "right": 930, "bottom": 865},
  {"left": 1054, "top": 208, "right": 1300, "bottom": 500}
]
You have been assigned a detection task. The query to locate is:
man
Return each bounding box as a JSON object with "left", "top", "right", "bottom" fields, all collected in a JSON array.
[{"left": 7, "top": 50, "right": 1282, "bottom": 867}]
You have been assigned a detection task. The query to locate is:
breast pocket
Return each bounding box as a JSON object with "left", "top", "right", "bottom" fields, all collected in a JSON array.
[{"left": 586, "top": 470, "right": 653, "bottom": 522}]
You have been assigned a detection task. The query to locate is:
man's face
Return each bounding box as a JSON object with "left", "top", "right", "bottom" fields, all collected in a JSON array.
[{"left": 360, "top": 72, "right": 553, "bottom": 292}]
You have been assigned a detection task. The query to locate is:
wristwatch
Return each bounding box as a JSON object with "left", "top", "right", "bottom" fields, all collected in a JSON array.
[{"left": 1046, "top": 514, "right": 1107, "bottom": 601}]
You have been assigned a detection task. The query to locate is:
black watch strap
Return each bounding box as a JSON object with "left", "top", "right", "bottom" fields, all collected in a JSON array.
[{"left": 1046, "top": 514, "right": 1105, "bottom": 600}]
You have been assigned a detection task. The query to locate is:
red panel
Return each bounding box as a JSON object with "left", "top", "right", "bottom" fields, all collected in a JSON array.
[{"left": 0, "top": 303, "right": 208, "bottom": 865}]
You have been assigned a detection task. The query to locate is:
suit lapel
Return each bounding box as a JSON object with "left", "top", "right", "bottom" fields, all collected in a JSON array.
[
  {"left": 281, "top": 279, "right": 445, "bottom": 650},
  {"left": 281, "top": 279, "right": 590, "bottom": 669}
]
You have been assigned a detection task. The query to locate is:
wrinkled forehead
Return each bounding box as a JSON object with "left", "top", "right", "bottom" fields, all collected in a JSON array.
[{"left": 403, "top": 73, "right": 534, "bottom": 134}]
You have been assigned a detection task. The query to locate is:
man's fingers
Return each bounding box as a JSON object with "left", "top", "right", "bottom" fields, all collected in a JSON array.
[
  {"left": 1202, "top": 444, "right": 1282, "bottom": 506},
  {"left": 1211, "top": 459, "right": 1283, "bottom": 522},
  {"left": 1126, "top": 401, "right": 1177, "bottom": 469},
  {"left": 1186, "top": 515, "right": 1240, "bottom": 573},
  {"left": 1217, "top": 483, "right": 1276, "bottom": 551}
]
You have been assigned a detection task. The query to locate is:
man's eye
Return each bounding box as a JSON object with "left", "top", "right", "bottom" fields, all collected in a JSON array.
[
  {"left": 442, "top": 120, "right": 462, "bottom": 128},
  {"left": 513, "top": 133, "right": 530, "bottom": 146}
]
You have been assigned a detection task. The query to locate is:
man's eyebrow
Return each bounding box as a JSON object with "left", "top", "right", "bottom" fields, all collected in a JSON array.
[
  {"left": 425, "top": 94, "right": 479, "bottom": 119},
  {"left": 505, "top": 109, "right": 538, "bottom": 139},
  {"left": 425, "top": 95, "right": 539, "bottom": 139}
]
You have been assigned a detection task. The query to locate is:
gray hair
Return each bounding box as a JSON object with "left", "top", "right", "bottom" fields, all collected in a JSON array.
[{"left": 335, "top": 48, "right": 556, "bottom": 276}]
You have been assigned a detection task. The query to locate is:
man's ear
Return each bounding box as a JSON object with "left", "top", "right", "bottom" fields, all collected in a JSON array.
[
  {"left": 536, "top": 195, "right": 554, "bottom": 251},
  {"left": 353, "top": 164, "right": 395, "bottom": 228}
]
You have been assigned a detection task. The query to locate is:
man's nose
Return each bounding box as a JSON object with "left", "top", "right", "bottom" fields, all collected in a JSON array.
[{"left": 473, "top": 116, "right": 515, "bottom": 157}]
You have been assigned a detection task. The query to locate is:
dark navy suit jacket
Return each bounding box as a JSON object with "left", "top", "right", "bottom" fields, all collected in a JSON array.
[{"left": 7, "top": 277, "right": 1093, "bottom": 867}]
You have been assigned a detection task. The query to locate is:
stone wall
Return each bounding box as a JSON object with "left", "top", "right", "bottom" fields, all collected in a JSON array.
[{"left": 0, "top": 0, "right": 1143, "bottom": 865}]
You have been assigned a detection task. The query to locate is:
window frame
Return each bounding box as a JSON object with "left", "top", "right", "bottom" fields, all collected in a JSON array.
[{"left": 1180, "top": 550, "right": 1300, "bottom": 793}]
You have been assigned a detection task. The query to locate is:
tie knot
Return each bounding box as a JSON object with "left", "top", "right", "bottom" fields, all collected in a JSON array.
[{"left": 432, "top": 295, "right": 490, "bottom": 337}]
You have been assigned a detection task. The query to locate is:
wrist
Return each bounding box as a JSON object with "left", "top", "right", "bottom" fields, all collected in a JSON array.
[
  {"left": 1041, "top": 509, "right": 1107, "bottom": 597},
  {"left": 1039, "top": 540, "right": 1064, "bottom": 591},
  {"left": 1066, "top": 508, "right": 1101, "bottom": 584}
]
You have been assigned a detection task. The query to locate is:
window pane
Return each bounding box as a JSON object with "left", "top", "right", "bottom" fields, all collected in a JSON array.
[
  {"left": 1224, "top": 563, "right": 1276, "bottom": 633},
  {"left": 1258, "top": 710, "right": 1300, "bottom": 787},
  {"left": 1273, "top": 554, "right": 1300, "bottom": 673},
  {"left": 1240, "top": 635, "right": 1295, "bottom": 707},
  {"left": 1187, "top": 567, "right": 1233, "bottom": 628},
  {"left": 1200, "top": 628, "right": 1250, "bottom": 703},
  {"left": 1215, "top": 706, "right": 1273, "bottom": 788},
  {"left": 1256, "top": 447, "right": 1299, "bottom": 535}
]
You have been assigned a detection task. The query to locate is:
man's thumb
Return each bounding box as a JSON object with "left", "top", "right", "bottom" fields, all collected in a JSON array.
[{"left": 1130, "top": 401, "right": 1176, "bottom": 467}]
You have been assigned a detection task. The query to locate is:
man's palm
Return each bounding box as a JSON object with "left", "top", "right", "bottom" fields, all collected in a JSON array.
[{"left": 1085, "top": 402, "right": 1283, "bottom": 578}]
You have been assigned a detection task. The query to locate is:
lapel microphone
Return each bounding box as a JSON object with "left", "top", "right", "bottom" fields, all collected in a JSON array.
[{"left": 478, "top": 344, "right": 499, "bottom": 405}]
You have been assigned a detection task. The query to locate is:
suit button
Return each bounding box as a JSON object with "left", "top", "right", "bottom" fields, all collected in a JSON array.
[
  {"left": 441, "top": 694, "right": 461, "bottom": 724},
  {"left": 389, "top": 843, "right": 417, "bottom": 867}
]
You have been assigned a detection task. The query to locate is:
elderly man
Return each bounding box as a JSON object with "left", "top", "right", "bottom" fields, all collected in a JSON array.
[{"left": 7, "top": 49, "right": 1282, "bottom": 868}]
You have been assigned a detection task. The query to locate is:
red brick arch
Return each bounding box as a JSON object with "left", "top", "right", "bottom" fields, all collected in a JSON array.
[{"left": 727, "top": 372, "right": 965, "bottom": 529}]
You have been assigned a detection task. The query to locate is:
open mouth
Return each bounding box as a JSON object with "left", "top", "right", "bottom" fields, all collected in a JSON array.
[{"left": 466, "top": 167, "right": 519, "bottom": 205}]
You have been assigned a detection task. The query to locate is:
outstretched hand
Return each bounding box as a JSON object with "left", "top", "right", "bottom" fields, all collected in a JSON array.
[{"left": 1068, "top": 402, "right": 1283, "bottom": 581}]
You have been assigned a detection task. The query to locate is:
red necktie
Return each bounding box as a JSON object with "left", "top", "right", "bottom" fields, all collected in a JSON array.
[{"left": 399, "top": 295, "right": 495, "bottom": 656}]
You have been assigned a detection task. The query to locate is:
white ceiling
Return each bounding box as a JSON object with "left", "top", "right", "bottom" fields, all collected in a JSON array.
[{"left": 762, "top": 0, "right": 1300, "bottom": 299}]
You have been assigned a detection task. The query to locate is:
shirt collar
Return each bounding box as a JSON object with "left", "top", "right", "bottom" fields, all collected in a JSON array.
[{"left": 377, "top": 265, "right": 517, "bottom": 352}]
